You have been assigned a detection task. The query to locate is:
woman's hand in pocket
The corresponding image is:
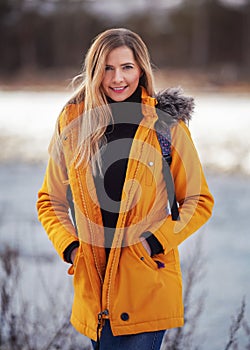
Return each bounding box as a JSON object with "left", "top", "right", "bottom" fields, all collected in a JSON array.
[
  {"left": 140, "top": 237, "right": 151, "bottom": 256},
  {"left": 71, "top": 247, "right": 79, "bottom": 265}
]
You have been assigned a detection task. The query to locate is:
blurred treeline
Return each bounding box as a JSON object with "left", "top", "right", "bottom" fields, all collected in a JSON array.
[{"left": 1, "top": 0, "right": 250, "bottom": 80}]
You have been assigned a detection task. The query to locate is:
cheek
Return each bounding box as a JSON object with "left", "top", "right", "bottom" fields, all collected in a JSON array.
[
  {"left": 133, "top": 70, "right": 142, "bottom": 83},
  {"left": 101, "top": 76, "right": 110, "bottom": 92},
  {"left": 132, "top": 73, "right": 141, "bottom": 85},
  {"left": 101, "top": 75, "right": 108, "bottom": 86}
]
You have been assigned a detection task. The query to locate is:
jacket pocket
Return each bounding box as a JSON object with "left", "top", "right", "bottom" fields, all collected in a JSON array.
[
  {"left": 67, "top": 245, "right": 81, "bottom": 275},
  {"left": 131, "top": 242, "right": 178, "bottom": 272},
  {"left": 132, "top": 242, "right": 158, "bottom": 270}
]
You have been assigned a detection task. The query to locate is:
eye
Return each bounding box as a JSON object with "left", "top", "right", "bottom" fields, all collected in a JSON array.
[
  {"left": 123, "top": 65, "right": 133, "bottom": 70},
  {"left": 105, "top": 66, "right": 113, "bottom": 71}
]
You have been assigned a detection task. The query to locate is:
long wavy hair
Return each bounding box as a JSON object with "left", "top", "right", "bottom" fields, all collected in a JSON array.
[{"left": 70, "top": 28, "right": 155, "bottom": 175}]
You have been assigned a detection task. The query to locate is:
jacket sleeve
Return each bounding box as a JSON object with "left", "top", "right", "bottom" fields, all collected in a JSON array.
[
  {"left": 36, "top": 118, "right": 79, "bottom": 261},
  {"left": 152, "top": 120, "right": 214, "bottom": 254}
]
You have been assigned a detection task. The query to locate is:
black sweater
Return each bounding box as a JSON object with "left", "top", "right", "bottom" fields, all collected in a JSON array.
[{"left": 94, "top": 87, "right": 143, "bottom": 254}]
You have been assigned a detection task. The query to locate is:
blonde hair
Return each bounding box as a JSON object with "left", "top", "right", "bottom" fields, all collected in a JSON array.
[{"left": 70, "top": 28, "right": 155, "bottom": 175}]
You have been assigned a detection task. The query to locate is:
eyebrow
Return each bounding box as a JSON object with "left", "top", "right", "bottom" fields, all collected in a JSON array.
[
  {"left": 105, "top": 62, "right": 135, "bottom": 67},
  {"left": 121, "top": 62, "right": 134, "bottom": 66}
]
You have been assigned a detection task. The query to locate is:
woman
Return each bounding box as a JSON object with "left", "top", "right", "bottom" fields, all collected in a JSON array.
[{"left": 37, "top": 28, "right": 214, "bottom": 350}]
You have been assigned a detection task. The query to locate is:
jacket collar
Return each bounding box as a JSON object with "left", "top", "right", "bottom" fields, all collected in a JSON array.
[{"left": 140, "top": 86, "right": 158, "bottom": 125}]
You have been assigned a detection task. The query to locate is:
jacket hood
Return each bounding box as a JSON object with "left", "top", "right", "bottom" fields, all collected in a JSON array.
[{"left": 155, "top": 87, "right": 194, "bottom": 128}]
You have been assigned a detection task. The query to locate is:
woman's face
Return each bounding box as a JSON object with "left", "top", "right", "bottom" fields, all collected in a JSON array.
[{"left": 101, "top": 46, "right": 142, "bottom": 102}]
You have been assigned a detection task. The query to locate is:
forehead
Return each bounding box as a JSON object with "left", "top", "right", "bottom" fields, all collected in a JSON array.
[{"left": 106, "top": 46, "right": 136, "bottom": 64}]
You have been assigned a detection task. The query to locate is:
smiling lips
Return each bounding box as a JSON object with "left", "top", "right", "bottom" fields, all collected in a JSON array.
[{"left": 111, "top": 86, "right": 127, "bottom": 93}]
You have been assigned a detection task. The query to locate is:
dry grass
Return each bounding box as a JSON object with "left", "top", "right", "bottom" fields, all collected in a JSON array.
[{"left": 0, "top": 245, "right": 90, "bottom": 350}]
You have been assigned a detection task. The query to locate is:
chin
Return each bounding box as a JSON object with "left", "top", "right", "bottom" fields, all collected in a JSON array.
[{"left": 112, "top": 95, "right": 127, "bottom": 102}]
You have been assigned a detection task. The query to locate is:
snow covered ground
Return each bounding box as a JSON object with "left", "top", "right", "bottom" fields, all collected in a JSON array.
[{"left": 0, "top": 90, "right": 250, "bottom": 174}]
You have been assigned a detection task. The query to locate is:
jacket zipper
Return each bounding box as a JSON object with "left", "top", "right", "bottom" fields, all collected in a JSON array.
[
  {"left": 95, "top": 309, "right": 109, "bottom": 350},
  {"left": 103, "top": 123, "right": 151, "bottom": 323}
]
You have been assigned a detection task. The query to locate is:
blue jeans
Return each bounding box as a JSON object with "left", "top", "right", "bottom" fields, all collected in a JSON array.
[{"left": 91, "top": 320, "right": 165, "bottom": 350}]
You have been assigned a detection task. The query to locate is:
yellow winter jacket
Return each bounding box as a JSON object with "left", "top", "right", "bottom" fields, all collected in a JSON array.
[{"left": 37, "top": 87, "right": 214, "bottom": 341}]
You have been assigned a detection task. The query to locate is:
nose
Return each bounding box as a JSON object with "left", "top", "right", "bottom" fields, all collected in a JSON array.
[{"left": 113, "top": 68, "right": 124, "bottom": 83}]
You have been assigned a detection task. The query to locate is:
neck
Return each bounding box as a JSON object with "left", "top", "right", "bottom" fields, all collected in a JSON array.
[{"left": 106, "top": 86, "right": 143, "bottom": 124}]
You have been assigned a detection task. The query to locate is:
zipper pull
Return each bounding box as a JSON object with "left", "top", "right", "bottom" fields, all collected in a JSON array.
[
  {"left": 98, "top": 309, "right": 109, "bottom": 325},
  {"left": 96, "top": 309, "right": 109, "bottom": 350}
]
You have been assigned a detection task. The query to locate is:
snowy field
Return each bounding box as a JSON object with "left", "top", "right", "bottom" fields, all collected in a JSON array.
[
  {"left": 0, "top": 90, "right": 250, "bottom": 174},
  {"left": 0, "top": 90, "right": 250, "bottom": 349}
]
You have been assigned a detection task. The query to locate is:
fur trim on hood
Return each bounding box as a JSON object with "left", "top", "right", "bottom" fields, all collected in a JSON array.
[{"left": 155, "top": 87, "right": 194, "bottom": 129}]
